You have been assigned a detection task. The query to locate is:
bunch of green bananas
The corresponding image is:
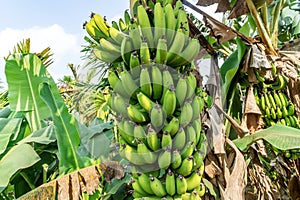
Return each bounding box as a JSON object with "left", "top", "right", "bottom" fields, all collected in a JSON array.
[
  {"left": 108, "top": 63, "right": 207, "bottom": 198},
  {"left": 254, "top": 72, "right": 299, "bottom": 128},
  {"left": 84, "top": 0, "right": 200, "bottom": 71},
  {"left": 85, "top": 0, "right": 208, "bottom": 199}
]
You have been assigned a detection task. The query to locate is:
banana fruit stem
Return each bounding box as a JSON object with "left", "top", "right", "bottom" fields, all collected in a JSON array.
[{"left": 245, "top": 0, "right": 277, "bottom": 55}]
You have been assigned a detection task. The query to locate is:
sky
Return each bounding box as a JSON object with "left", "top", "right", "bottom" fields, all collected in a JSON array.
[{"left": 0, "top": 0, "right": 222, "bottom": 88}]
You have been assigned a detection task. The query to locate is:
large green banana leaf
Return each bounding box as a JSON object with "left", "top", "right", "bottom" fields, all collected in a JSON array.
[
  {"left": 0, "top": 143, "right": 40, "bottom": 193},
  {"left": 233, "top": 124, "right": 300, "bottom": 152},
  {"left": 39, "top": 82, "right": 92, "bottom": 174},
  {"left": 5, "top": 53, "right": 61, "bottom": 131}
]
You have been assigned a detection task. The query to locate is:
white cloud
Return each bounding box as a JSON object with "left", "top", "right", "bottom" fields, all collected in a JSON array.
[{"left": 0, "top": 25, "right": 83, "bottom": 86}]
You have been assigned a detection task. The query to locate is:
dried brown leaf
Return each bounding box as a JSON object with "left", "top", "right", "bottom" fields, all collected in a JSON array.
[
  {"left": 289, "top": 175, "right": 300, "bottom": 200},
  {"left": 18, "top": 162, "right": 125, "bottom": 200},
  {"left": 216, "top": 0, "right": 231, "bottom": 12},
  {"left": 229, "top": 0, "right": 249, "bottom": 19},
  {"left": 196, "top": 0, "right": 221, "bottom": 7},
  {"left": 57, "top": 175, "right": 70, "bottom": 200},
  {"left": 204, "top": 17, "right": 237, "bottom": 44},
  {"left": 219, "top": 138, "right": 247, "bottom": 200}
]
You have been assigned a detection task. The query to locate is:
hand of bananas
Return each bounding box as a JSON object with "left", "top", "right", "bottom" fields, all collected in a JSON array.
[
  {"left": 85, "top": 0, "right": 208, "bottom": 199},
  {"left": 253, "top": 69, "right": 299, "bottom": 128},
  {"left": 84, "top": 0, "right": 200, "bottom": 71}
]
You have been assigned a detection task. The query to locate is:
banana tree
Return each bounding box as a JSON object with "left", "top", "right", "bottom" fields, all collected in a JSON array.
[{"left": 181, "top": 0, "right": 300, "bottom": 199}]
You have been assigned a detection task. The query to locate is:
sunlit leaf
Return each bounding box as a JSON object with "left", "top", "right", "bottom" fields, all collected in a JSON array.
[
  {"left": 233, "top": 124, "right": 300, "bottom": 152},
  {"left": 0, "top": 144, "right": 40, "bottom": 193}
]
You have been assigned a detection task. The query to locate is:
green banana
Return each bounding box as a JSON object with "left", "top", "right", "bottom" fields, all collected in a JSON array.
[
  {"left": 260, "top": 93, "right": 266, "bottom": 111},
  {"left": 173, "top": 127, "right": 186, "bottom": 150},
  {"left": 93, "top": 43, "right": 122, "bottom": 63},
  {"left": 175, "top": 75, "right": 188, "bottom": 106},
  {"left": 163, "top": 117, "right": 180, "bottom": 137},
  {"left": 129, "top": 51, "right": 141, "bottom": 71},
  {"left": 128, "top": 21, "right": 142, "bottom": 50},
  {"left": 282, "top": 106, "right": 289, "bottom": 118},
  {"left": 176, "top": 9, "right": 189, "bottom": 36},
  {"left": 264, "top": 93, "right": 272, "bottom": 109},
  {"left": 192, "top": 117, "right": 202, "bottom": 145},
  {"left": 158, "top": 146, "right": 172, "bottom": 169},
  {"left": 149, "top": 176, "right": 167, "bottom": 197},
  {"left": 270, "top": 107, "right": 277, "bottom": 120},
  {"left": 171, "top": 149, "right": 182, "bottom": 169},
  {"left": 273, "top": 91, "right": 282, "bottom": 108},
  {"left": 153, "top": 2, "right": 166, "bottom": 46},
  {"left": 179, "top": 101, "right": 193, "bottom": 127},
  {"left": 118, "top": 18, "right": 128, "bottom": 32},
  {"left": 111, "top": 93, "right": 128, "bottom": 117},
  {"left": 181, "top": 141, "right": 195, "bottom": 160},
  {"left": 111, "top": 20, "right": 120, "bottom": 30},
  {"left": 140, "top": 66, "right": 153, "bottom": 98},
  {"left": 186, "top": 169, "right": 202, "bottom": 191},
  {"left": 151, "top": 65, "right": 163, "bottom": 100},
  {"left": 285, "top": 116, "right": 291, "bottom": 126},
  {"left": 268, "top": 92, "right": 276, "bottom": 109},
  {"left": 192, "top": 149, "right": 204, "bottom": 171},
  {"left": 166, "top": 28, "right": 186, "bottom": 66},
  {"left": 186, "top": 71, "right": 197, "bottom": 99},
  {"left": 109, "top": 26, "right": 125, "bottom": 44},
  {"left": 140, "top": 40, "right": 151, "bottom": 64},
  {"left": 134, "top": 124, "right": 147, "bottom": 143},
  {"left": 147, "top": 125, "right": 161, "bottom": 151},
  {"left": 161, "top": 67, "right": 175, "bottom": 103},
  {"left": 190, "top": 191, "right": 201, "bottom": 200},
  {"left": 154, "top": 37, "right": 168, "bottom": 64},
  {"left": 137, "top": 139, "right": 158, "bottom": 164},
  {"left": 162, "top": 86, "right": 177, "bottom": 117},
  {"left": 278, "top": 91, "right": 288, "bottom": 107},
  {"left": 165, "top": 169, "right": 176, "bottom": 196},
  {"left": 150, "top": 103, "right": 166, "bottom": 130},
  {"left": 137, "top": 173, "right": 155, "bottom": 195},
  {"left": 137, "top": 5, "right": 154, "bottom": 48},
  {"left": 195, "top": 183, "right": 206, "bottom": 197},
  {"left": 271, "top": 62, "right": 277, "bottom": 76},
  {"left": 120, "top": 144, "right": 144, "bottom": 165},
  {"left": 276, "top": 106, "right": 283, "bottom": 119},
  {"left": 174, "top": 0, "right": 183, "bottom": 17},
  {"left": 121, "top": 36, "right": 133, "bottom": 66},
  {"left": 176, "top": 155, "right": 194, "bottom": 176},
  {"left": 289, "top": 115, "right": 296, "bottom": 127},
  {"left": 132, "top": 178, "right": 148, "bottom": 196},
  {"left": 169, "top": 38, "right": 200, "bottom": 67},
  {"left": 99, "top": 38, "right": 121, "bottom": 54},
  {"left": 164, "top": 3, "right": 176, "bottom": 47},
  {"left": 161, "top": 131, "right": 172, "bottom": 148},
  {"left": 127, "top": 104, "right": 149, "bottom": 123},
  {"left": 271, "top": 74, "right": 288, "bottom": 90},
  {"left": 137, "top": 92, "right": 155, "bottom": 113},
  {"left": 186, "top": 125, "right": 197, "bottom": 144},
  {"left": 124, "top": 9, "right": 131, "bottom": 26},
  {"left": 92, "top": 13, "right": 110, "bottom": 38},
  {"left": 181, "top": 193, "right": 191, "bottom": 200},
  {"left": 176, "top": 175, "right": 188, "bottom": 195},
  {"left": 118, "top": 120, "right": 135, "bottom": 146},
  {"left": 85, "top": 18, "right": 107, "bottom": 40},
  {"left": 288, "top": 103, "right": 295, "bottom": 116},
  {"left": 120, "top": 70, "right": 138, "bottom": 98}
]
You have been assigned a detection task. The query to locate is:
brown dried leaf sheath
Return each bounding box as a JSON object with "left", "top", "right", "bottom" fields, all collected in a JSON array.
[{"left": 18, "top": 161, "right": 124, "bottom": 200}]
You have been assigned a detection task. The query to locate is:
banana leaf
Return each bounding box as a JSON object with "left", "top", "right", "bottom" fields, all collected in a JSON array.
[
  {"left": 233, "top": 124, "right": 300, "bottom": 152},
  {"left": 5, "top": 53, "right": 62, "bottom": 131},
  {"left": 18, "top": 125, "right": 56, "bottom": 145},
  {"left": 0, "top": 118, "right": 23, "bottom": 155},
  {"left": 39, "top": 82, "right": 92, "bottom": 174},
  {"left": 0, "top": 143, "right": 40, "bottom": 193}
]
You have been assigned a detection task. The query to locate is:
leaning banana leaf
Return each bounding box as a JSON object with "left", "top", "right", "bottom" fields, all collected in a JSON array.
[
  {"left": 0, "top": 143, "right": 40, "bottom": 193},
  {"left": 5, "top": 53, "right": 62, "bottom": 131},
  {"left": 39, "top": 82, "right": 92, "bottom": 174},
  {"left": 18, "top": 125, "right": 56, "bottom": 145},
  {"left": 233, "top": 124, "right": 300, "bottom": 152}
]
